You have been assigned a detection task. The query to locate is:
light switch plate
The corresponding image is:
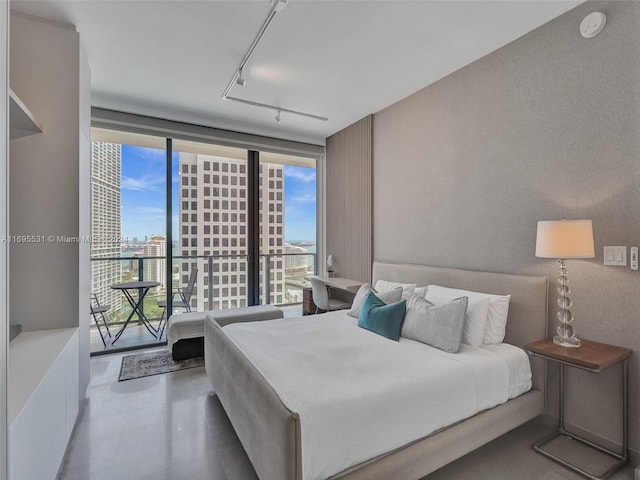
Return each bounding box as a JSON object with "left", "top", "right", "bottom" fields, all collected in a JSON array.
[{"left": 603, "top": 246, "right": 627, "bottom": 266}]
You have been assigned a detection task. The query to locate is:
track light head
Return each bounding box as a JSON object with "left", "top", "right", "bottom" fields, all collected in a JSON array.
[
  {"left": 275, "top": 110, "right": 282, "bottom": 123},
  {"left": 236, "top": 69, "right": 246, "bottom": 87},
  {"left": 272, "top": 0, "right": 289, "bottom": 13}
]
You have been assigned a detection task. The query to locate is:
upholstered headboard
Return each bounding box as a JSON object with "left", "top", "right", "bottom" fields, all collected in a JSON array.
[{"left": 372, "top": 261, "right": 548, "bottom": 392}]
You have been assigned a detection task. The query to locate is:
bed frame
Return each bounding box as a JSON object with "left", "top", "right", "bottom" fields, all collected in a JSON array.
[{"left": 205, "top": 261, "right": 548, "bottom": 480}]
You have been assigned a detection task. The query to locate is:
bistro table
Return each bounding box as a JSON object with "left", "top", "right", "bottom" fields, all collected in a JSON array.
[{"left": 110, "top": 281, "right": 160, "bottom": 344}]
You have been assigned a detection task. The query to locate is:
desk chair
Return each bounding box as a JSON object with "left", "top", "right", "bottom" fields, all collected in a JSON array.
[
  {"left": 90, "top": 294, "right": 112, "bottom": 348},
  {"left": 157, "top": 266, "right": 197, "bottom": 339},
  {"left": 308, "top": 276, "right": 351, "bottom": 313}
]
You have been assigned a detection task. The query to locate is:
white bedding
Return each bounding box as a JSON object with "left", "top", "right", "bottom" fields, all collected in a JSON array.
[
  {"left": 222, "top": 310, "right": 531, "bottom": 480},
  {"left": 482, "top": 343, "right": 532, "bottom": 398}
]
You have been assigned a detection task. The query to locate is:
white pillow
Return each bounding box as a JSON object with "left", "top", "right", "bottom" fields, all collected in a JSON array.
[
  {"left": 374, "top": 279, "right": 416, "bottom": 300},
  {"left": 414, "top": 286, "right": 428, "bottom": 298},
  {"left": 426, "top": 285, "right": 490, "bottom": 347},
  {"left": 348, "top": 284, "right": 403, "bottom": 318},
  {"left": 484, "top": 294, "right": 511, "bottom": 345},
  {"left": 425, "top": 285, "right": 511, "bottom": 345}
]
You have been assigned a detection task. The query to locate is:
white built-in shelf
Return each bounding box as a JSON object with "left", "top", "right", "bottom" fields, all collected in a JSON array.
[
  {"left": 9, "top": 88, "right": 43, "bottom": 140},
  {"left": 8, "top": 327, "right": 77, "bottom": 424}
]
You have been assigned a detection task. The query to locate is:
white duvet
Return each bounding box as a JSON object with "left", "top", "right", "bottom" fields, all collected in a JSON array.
[{"left": 223, "top": 310, "right": 530, "bottom": 480}]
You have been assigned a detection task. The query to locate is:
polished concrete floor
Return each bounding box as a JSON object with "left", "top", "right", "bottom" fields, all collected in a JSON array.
[
  {"left": 57, "top": 350, "right": 635, "bottom": 480},
  {"left": 90, "top": 323, "right": 166, "bottom": 355}
]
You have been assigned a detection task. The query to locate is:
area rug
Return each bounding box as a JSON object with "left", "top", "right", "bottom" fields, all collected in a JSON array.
[{"left": 118, "top": 350, "right": 204, "bottom": 381}]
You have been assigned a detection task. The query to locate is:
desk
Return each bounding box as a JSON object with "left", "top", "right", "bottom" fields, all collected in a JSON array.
[
  {"left": 111, "top": 281, "right": 160, "bottom": 344},
  {"left": 525, "top": 338, "right": 631, "bottom": 480},
  {"left": 304, "top": 275, "right": 363, "bottom": 293}
]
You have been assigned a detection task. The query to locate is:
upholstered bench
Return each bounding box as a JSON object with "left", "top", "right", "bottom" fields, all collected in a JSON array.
[{"left": 167, "top": 305, "right": 284, "bottom": 361}]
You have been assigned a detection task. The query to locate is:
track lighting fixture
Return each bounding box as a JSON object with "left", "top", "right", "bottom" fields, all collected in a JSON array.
[
  {"left": 236, "top": 68, "right": 246, "bottom": 87},
  {"left": 272, "top": 0, "right": 289, "bottom": 13},
  {"left": 221, "top": 0, "right": 328, "bottom": 123}
]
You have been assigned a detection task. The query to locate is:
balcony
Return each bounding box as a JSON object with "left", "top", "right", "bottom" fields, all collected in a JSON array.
[{"left": 89, "top": 252, "right": 315, "bottom": 355}]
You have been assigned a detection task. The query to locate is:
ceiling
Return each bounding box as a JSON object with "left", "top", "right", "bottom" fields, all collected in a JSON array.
[{"left": 12, "top": 0, "right": 583, "bottom": 145}]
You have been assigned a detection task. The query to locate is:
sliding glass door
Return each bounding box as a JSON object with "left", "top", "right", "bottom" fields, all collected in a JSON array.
[
  {"left": 172, "top": 140, "right": 249, "bottom": 311},
  {"left": 90, "top": 127, "right": 319, "bottom": 353},
  {"left": 90, "top": 129, "right": 167, "bottom": 353},
  {"left": 170, "top": 142, "right": 317, "bottom": 312},
  {"left": 259, "top": 152, "right": 317, "bottom": 306}
]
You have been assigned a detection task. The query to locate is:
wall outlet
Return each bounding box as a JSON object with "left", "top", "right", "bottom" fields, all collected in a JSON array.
[{"left": 631, "top": 246, "right": 638, "bottom": 270}]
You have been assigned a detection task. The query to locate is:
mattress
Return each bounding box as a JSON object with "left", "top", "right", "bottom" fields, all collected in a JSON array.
[
  {"left": 222, "top": 310, "right": 532, "bottom": 480},
  {"left": 481, "top": 343, "right": 532, "bottom": 399}
]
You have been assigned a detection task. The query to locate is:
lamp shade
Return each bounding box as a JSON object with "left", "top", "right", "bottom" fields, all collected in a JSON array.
[{"left": 535, "top": 219, "right": 595, "bottom": 259}]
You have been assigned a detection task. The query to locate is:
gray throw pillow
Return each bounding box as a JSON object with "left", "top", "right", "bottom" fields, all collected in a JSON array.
[
  {"left": 347, "top": 284, "right": 403, "bottom": 318},
  {"left": 401, "top": 294, "right": 468, "bottom": 353}
]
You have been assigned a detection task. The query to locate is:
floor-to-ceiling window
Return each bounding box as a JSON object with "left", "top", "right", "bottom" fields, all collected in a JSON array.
[
  {"left": 89, "top": 126, "right": 318, "bottom": 354},
  {"left": 259, "top": 152, "right": 316, "bottom": 306},
  {"left": 172, "top": 140, "right": 250, "bottom": 311},
  {"left": 170, "top": 141, "right": 317, "bottom": 311},
  {"left": 90, "top": 129, "right": 167, "bottom": 354}
]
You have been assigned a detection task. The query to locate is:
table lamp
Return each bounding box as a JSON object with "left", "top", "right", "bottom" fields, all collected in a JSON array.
[
  {"left": 535, "top": 219, "right": 595, "bottom": 347},
  {"left": 327, "top": 254, "right": 334, "bottom": 277}
]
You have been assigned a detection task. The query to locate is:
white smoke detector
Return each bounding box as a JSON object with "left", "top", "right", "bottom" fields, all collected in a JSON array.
[{"left": 580, "top": 12, "right": 606, "bottom": 38}]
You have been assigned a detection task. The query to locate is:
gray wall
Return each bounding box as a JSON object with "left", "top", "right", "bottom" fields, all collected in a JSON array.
[
  {"left": 10, "top": 12, "right": 81, "bottom": 332},
  {"left": 372, "top": 0, "right": 639, "bottom": 454},
  {"left": 326, "top": 115, "right": 373, "bottom": 282},
  {"left": 1, "top": 3, "right": 8, "bottom": 479}
]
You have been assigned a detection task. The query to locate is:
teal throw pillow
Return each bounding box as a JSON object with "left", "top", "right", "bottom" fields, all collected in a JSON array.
[{"left": 357, "top": 292, "right": 407, "bottom": 341}]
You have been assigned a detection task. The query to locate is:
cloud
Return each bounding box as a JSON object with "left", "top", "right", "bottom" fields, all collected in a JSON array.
[
  {"left": 141, "top": 151, "right": 165, "bottom": 162},
  {"left": 122, "top": 174, "right": 165, "bottom": 192},
  {"left": 126, "top": 146, "right": 166, "bottom": 163},
  {"left": 289, "top": 193, "right": 316, "bottom": 204},
  {"left": 136, "top": 206, "right": 165, "bottom": 215},
  {"left": 285, "top": 205, "right": 302, "bottom": 219},
  {"left": 285, "top": 169, "right": 316, "bottom": 183},
  {"left": 131, "top": 207, "right": 166, "bottom": 231},
  {"left": 285, "top": 202, "right": 316, "bottom": 219}
]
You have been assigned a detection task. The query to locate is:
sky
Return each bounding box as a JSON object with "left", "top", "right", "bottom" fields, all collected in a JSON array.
[{"left": 120, "top": 145, "right": 316, "bottom": 243}]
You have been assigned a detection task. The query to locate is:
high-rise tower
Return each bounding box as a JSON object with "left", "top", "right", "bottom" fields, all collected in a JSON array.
[
  {"left": 178, "top": 153, "right": 285, "bottom": 310},
  {"left": 90, "top": 141, "right": 122, "bottom": 311}
]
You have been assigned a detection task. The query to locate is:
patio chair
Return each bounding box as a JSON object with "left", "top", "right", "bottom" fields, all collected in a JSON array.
[
  {"left": 157, "top": 266, "right": 197, "bottom": 339},
  {"left": 90, "top": 293, "right": 112, "bottom": 348}
]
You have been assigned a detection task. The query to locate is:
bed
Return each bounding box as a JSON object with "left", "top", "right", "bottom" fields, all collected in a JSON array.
[{"left": 205, "top": 261, "right": 548, "bottom": 480}]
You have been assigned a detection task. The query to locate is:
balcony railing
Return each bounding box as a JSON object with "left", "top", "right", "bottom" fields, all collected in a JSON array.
[{"left": 90, "top": 252, "right": 316, "bottom": 328}]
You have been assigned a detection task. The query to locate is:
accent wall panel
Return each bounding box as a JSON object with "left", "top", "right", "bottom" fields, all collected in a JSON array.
[{"left": 326, "top": 115, "right": 372, "bottom": 283}]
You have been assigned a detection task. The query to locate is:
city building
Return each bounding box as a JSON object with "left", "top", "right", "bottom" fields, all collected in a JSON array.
[
  {"left": 284, "top": 242, "right": 310, "bottom": 277},
  {"left": 178, "top": 153, "right": 285, "bottom": 310},
  {"left": 142, "top": 235, "right": 166, "bottom": 293},
  {"left": 90, "top": 141, "right": 122, "bottom": 312}
]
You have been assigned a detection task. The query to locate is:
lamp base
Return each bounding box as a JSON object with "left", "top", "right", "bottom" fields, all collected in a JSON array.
[{"left": 553, "top": 335, "right": 581, "bottom": 348}]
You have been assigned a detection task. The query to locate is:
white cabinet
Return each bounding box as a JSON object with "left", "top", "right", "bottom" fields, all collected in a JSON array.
[
  {"left": 8, "top": 386, "right": 46, "bottom": 480},
  {"left": 65, "top": 336, "right": 80, "bottom": 443},
  {"left": 9, "top": 329, "right": 79, "bottom": 480}
]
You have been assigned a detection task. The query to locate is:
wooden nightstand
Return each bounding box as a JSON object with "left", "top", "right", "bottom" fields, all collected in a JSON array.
[{"left": 525, "top": 338, "right": 632, "bottom": 480}]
